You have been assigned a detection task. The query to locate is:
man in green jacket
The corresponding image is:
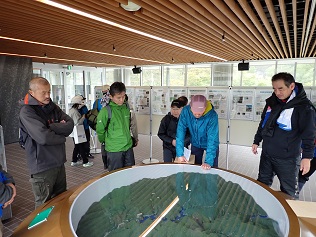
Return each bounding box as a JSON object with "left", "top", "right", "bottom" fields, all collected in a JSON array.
[{"left": 96, "top": 82, "right": 135, "bottom": 171}]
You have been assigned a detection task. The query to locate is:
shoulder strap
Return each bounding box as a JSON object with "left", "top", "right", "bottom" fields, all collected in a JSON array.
[
  {"left": 104, "top": 104, "right": 112, "bottom": 131},
  {"left": 104, "top": 102, "right": 131, "bottom": 131}
]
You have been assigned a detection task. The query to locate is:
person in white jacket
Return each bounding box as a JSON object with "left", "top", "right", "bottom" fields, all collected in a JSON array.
[{"left": 69, "top": 95, "right": 93, "bottom": 167}]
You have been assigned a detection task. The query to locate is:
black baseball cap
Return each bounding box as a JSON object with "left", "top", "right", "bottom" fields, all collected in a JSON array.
[{"left": 171, "top": 99, "right": 184, "bottom": 108}]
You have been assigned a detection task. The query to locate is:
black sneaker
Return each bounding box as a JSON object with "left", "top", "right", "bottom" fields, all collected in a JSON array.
[{"left": 88, "top": 153, "right": 94, "bottom": 159}]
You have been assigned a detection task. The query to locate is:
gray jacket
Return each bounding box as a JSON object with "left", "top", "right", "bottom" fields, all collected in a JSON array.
[{"left": 19, "top": 93, "right": 74, "bottom": 175}]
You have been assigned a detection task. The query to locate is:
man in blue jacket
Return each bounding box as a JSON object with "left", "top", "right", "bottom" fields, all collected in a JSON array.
[{"left": 176, "top": 95, "right": 219, "bottom": 170}]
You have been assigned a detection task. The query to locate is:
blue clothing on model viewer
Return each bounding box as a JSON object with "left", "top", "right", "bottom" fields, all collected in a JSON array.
[{"left": 176, "top": 101, "right": 219, "bottom": 166}]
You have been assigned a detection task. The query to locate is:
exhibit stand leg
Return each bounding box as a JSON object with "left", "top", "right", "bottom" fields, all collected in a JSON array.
[
  {"left": 225, "top": 86, "right": 233, "bottom": 170},
  {"left": 90, "top": 129, "right": 101, "bottom": 154},
  {"left": 143, "top": 86, "right": 159, "bottom": 164}
]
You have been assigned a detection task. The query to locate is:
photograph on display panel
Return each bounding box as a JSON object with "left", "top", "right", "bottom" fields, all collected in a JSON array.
[
  {"left": 254, "top": 88, "right": 273, "bottom": 122},
  {"left": 231, "top": 89, "right": 254, "bottom": 121},
  {"left": 207, "top": 88, "right": 229, "bottom": 119},
  {"left": 169, "top": 88, "right": 187, "bottom": 102},
  {"left": 151, "top": 87, "right": 169, "bottom": 115},
  {"left": 134, "top": 87, "right": 151, "bottom": 114}
]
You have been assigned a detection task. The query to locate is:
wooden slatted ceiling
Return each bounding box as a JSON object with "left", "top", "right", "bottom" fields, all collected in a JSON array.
[{"left": 0, "top": 0, "right": 315, "bottom": 67}]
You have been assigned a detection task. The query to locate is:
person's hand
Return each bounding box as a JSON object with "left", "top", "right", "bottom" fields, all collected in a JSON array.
[
  {"left": 177, "top": 156, "right": 188, "bottom": 163},
  {"left": 60, "top": 120, "right": 66, "bottom": 123},
  {"left": 300, "top": 158, "right": 311, "bottom": 175},
  {"left": 201, "top": 163, "right": 211, "bottom": 170},
  {"left": 3, "top": 183, "right": 16, "bottom": 208},
  {"left": 172, "top": 139, "right": 176, "bottom": 146},
  {"left": 251, "top": 144, "right": 258, "bottom": 155}
]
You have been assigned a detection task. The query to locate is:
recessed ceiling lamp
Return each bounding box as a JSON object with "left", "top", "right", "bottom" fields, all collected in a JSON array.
[{"left": 120, "top": 1, "right": 141, "bottom": 11}]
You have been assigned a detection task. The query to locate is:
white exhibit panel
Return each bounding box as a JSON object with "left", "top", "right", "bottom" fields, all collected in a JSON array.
[{"left": 70, "top": 164, "right": 293, "bottom": 237}]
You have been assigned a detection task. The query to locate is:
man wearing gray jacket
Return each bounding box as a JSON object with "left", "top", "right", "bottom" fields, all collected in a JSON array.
[{"left": 19, "top": 77, "right": 74, "bottom": 208}]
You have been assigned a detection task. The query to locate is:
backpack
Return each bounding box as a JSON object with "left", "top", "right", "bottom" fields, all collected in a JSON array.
[{"left": 86, "top": 107, "right": 99, "bottom": 131}]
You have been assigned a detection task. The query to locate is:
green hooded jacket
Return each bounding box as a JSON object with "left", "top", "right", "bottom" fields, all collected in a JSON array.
[{"left": 96, "top": 101, "right": 132, "bottom": 152}]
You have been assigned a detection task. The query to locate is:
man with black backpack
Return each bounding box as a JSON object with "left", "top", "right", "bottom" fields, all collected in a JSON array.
[
  {"left": 19, "top": 77, "right": 74, "bottom": 208},
  {"left": 96, "top": 82, "right": 135, "bottom": 171}
]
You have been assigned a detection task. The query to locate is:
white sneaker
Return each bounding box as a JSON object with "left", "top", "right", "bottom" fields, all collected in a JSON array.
[
  {"left": 71, "top": 161, "right": 83, "bottom": 166},
  {"left": 83, "top": 162, "right": 94, "bottom": 167}
]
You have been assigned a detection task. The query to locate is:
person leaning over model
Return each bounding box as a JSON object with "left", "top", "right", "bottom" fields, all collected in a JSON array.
[
  {"left": 176, "top": 95, "right": 219, "bottom": 170},
  {"left": 252, "top": 72, "right": 315, "bottom": 199},
  {"left": 19, "top": 77, "right": 74, "bottom": 208},
  {"left": 96, "top": 82, "right": 135, "bottom": 171}
]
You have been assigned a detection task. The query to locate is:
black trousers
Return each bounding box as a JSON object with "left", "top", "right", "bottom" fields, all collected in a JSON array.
[
  {"left": 257, "top": 151, "right": 300, "bottom": 199},
  {"left": 107, "top": 148, "right": 135, "bottom": 171}
]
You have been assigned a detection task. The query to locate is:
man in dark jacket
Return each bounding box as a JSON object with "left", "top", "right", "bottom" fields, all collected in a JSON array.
[
  {"left": 252, "top": 72, "right": 315, "bottom": 199},
  {"left": 158, "top": 99, "right": 190, "bottom": 162},
  {"left": 19, "top": 77, "right": 74, "bottom": 208}
]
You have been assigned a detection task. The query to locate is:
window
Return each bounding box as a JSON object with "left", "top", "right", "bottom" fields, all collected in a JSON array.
[
  {"left": 163, "top": 65, "right": 185, "bottom": 86},
  {"left": 106, "top": 67, "right": 121, "bottom": 85},
  {"left": 142, "top": 65, "right": 161, "bottom": 86},
  {"left": 187, "top": 64, "right": 212, "bottom": 86},
  {"left": 241, "top": 61, "right": 276, "bottom": 86},
  {"left": 295, "top": 59, "right": 315, "bottom": 86},
  {"left": 86, "top": 70, "right": 102, "bottom": 108},
  {"left": 122, "top": 67, "right": 141, "bottom": 86}
]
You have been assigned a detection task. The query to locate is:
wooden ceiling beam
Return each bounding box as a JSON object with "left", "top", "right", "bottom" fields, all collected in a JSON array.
[
  {"left": 299, "top": 0, "right": 310, "bottom": 57},
  {"left": 264, "top": 0, "right": 289, "bottom": 58},
  {"left": 224, "top": 0, "right": 277, "bottom": 58},
  {"left": 279, "top": 0, "right": 293, "bottom": 58},
  {"left": 237, "top": 0, "right": 281, "bottom": 58},
  {"left": 292, "top": 0, "right": 297, "bottom": 58}
]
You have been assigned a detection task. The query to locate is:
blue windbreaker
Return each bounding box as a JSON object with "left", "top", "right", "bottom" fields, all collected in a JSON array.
[{"left": 176, "top": 101, "right": 219, "bottom": 165}]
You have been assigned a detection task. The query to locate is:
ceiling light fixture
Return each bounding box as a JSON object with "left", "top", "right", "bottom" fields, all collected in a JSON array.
[
  {"left": 222, "top": 32, "right": 225, "bottom": 42},
  {"left": 120, "top": 0, "right": 141, "bottom": 11},
  {"left": 112, "top": 44, "right": 116, "bottom": 52},
  {"left": 37, "top": 0, "right": 227, "bottom": 61},
  {"left": 172, "top": 57, "right": 175, "bottom": 63}
]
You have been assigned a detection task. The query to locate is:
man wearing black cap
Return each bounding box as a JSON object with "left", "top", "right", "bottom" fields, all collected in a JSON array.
[{"left": 158, "top": 99, "right": 190, "bottom": 162}]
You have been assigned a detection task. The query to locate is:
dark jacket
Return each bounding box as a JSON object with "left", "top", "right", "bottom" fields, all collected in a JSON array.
[
  {"left": 253, "top": 83, "right": 315, "bottom": 159},
  {"left": 158, "top": 113, "right": 190, "bottom": 150},
  {"left": 19, "top": 93, "right": 74, "bottom": 175}
]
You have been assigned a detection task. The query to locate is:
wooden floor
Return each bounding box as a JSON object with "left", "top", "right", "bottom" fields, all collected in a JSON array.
[{"left": 3, "top": 134, "right": 316, "bottom": 236}]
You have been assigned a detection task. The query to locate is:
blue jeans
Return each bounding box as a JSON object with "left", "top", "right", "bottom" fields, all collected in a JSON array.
[{"left": 191, "top": 145, "right": 219, "bottom": 167}]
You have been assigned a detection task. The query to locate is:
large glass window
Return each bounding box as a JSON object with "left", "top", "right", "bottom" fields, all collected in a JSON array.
[
  {"left": 212, "top": 64, "right": 232, "bottom": 86},
  {"left": 241, "top": 61, "right": 276, "bottom": 86},
  {"left": 65, "top": 71, "right": 84, "bottom": 112},
  {"left": 295, "top": 59, "right": 315, "bottom": 86},
  {"left": 123, "top": 67, "right": 141, "bottom": 86},
  {"left": 44, "top": 71, "right": 66, "bottom": 111},
  {"left": 276, "top": 60, "right": 295, "bottom": 75},
  {"left": 163, "top": 65, "right": 185, "bottom": 86},
  {"left": 142, "top": 65, "right": 161, "bottom": 86},
  {"left": 232, "top": 64, "right": 242, "bottom": 86},
  {"left": 106, "top": 67, "right": 121, "bottom": 85},
  {"left": 187, "top": 64, "right": 212, "bottom": 86},
  {"left": 86, "top": 70, "right": 103, "bottom": 108}
]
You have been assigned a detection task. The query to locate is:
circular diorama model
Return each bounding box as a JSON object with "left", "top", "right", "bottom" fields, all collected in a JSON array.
[{"left": 70, "top": 164, "right": 299, "bottom": 237}]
